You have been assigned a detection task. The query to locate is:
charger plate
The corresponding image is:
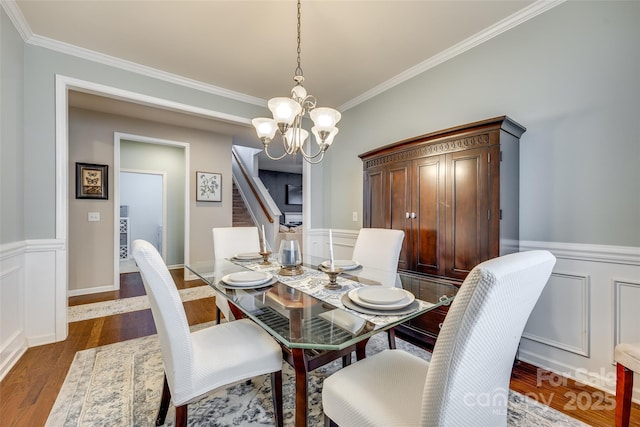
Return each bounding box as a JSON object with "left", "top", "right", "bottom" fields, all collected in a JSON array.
[
  {"left": 321, "top": 260, "right": 361, "bottom": 271},
  {"left": 222, "top": 271, "right": 272, "bottom": 287},
  {"left": 341, "top": 293, "right": 419, "bottom": 316},
  {"left": 232, "top": 252, "right": 262, "bottom": 261},
  {"left": 348, "top": 288, "right": 414, "bottom": 310}
]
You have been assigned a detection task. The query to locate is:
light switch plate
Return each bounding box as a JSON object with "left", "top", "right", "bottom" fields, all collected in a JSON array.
[
  {"left": 352, "top": 211, "right": 358, "bottom": 221},
  {"left": 88, "top": 212, "right": 100, "bottom": 222}
]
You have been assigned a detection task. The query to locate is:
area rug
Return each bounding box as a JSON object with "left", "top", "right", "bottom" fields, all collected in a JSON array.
[
  {"left": 46, "top": 328, "right": 588, "bottom": 427},
  {"left": 68, "top": 286, "right": 216, "bottom": 322}
]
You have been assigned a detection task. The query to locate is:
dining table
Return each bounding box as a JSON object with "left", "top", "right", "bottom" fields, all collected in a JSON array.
[{"left": 186, "top": 253, "right": 457, "bottom": 427}]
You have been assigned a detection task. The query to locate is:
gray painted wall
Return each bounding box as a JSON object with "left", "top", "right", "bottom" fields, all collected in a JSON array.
[
  {"left": 323, "top": 1, "right": 640, "bottom": 247},
  {"left": 21, "top": 42, "right": 268, "bottom": 240},
  {"left": 1, "top": 9, "right": 25, "bottom": 244}
]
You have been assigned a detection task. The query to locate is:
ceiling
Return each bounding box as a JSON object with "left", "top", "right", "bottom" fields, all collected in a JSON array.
[{"left": 13, "top": 0, "right": 549, "bottom": 173}]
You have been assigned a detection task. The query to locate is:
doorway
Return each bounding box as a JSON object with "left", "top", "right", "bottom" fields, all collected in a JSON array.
[
  {"left": 113, "top": 132, "right": 189, "bottom": 286},
  {"left": 119, "top": 170, "right": 167, "bottom": 273}
]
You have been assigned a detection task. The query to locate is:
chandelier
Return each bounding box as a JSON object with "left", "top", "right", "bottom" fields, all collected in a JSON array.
[{"left": 252, "top": 0, "right": 341, "bottom": 164}]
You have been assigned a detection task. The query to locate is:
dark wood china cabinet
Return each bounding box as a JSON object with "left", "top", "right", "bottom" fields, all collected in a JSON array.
[{"left": 360, "top": 116, "right": 526, "bottom": 348}]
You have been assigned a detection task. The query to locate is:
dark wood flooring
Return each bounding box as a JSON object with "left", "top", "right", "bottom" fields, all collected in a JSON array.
[{"left": 0, "top": 271, "right": 638, "bottom": 426}]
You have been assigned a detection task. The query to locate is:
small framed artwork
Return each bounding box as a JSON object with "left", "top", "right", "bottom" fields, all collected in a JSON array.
[
  {"left": 76, "top": 162, "right": 108, "bottom": 200},
  {"left": 196, "top": 171, "right": 222, "bottom": 202}
]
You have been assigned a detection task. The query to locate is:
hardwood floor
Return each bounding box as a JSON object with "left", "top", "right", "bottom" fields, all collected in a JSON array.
[{"left": 1, "top": 271, "right": 638, "bottom": 426}]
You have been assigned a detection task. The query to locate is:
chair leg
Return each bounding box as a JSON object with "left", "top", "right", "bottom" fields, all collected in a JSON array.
[
  {"left": 271, "top": 370, "right": 283, "bottom": 427},
  {"left": 388, "top": 327, "right": 397, "bottom": 349},
  {"left": 616, "top": 362, "right": 634, "bottom": 427},
  {"left": 156, "top": 374, "right": 171, "bottom": 426},
  {"left": 215, "top": 305, "right": 221, "bottom": 324},
  {"left": 175, "top": 404, "right": 188, "bottom": 427}
]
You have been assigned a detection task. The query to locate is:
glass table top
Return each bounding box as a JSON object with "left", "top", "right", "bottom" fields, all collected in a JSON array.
[{"left": 186, "top": 255, "right": 457, "bottom": 351}]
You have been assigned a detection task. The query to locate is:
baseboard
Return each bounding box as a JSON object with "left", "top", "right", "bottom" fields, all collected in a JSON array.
[
  {"left": 68, "top": 284, "right": 117, "bottom": 297},
  {"left": 0, "top": 330, "right": 27, "bottom": 382}
]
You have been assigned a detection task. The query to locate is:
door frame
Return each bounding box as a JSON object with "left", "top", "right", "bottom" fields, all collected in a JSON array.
[
  {"left": 55, "top": 75, "right": 252, "bottom": 334},
  {"left": 117, "top": 165, "right": 169, "bottom": 274}
]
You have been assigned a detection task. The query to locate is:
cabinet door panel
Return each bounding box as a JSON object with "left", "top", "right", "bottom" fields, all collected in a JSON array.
[
  {"left": 413, "top": 156, "right": 446, "bottom": 275},
  {"left": 446, "top": 148, "right": 489, "bottom": 280},
  {"left": 389, "top": 163, "right": 411, "bottom": 270},
  {"left": 363, "top": 167, "right": 386, "bottom": 228}
]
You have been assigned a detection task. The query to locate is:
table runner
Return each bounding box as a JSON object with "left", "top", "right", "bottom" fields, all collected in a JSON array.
[{"left": 229, "top": 258, "right": 435, "bottom": 328}]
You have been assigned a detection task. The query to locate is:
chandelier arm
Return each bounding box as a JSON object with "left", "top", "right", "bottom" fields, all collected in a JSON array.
[
  {"left": 297, "top": 142, "right": 325, "bottom": 160},
  {"left": 263, "top": 145, "right": 291, "bottom": 161},
  {"left": 301, "top": 150, "right": 325, "bottom": 164}
]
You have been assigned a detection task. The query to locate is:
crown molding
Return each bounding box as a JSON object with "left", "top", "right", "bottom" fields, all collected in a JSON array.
[
  {"left": 339, "top": 0, "right": 566, "bottom": 112},
  {"left": 1, "top": 0, "right": 265, "bottom": 107},
  {"left": 27, "top": 34, "right": 267, "bottom": 107},
  {"left": 1, "top": 0, "right": 32, "bottom": 40},
  {"left": 3, "top": 0, "right": 564, "bottom": 112}
]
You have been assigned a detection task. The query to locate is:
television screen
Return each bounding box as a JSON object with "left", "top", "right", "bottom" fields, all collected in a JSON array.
[{"left": 286, "top": 184, "right": 302, "bottom": 205}]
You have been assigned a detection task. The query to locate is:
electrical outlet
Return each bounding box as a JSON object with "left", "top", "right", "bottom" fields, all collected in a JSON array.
[
  {"left": 352, "top": 211, "right": 358, "bottom": 222},
  {"left": 88, "top": 212, "right": 100, "bottom": 222}
]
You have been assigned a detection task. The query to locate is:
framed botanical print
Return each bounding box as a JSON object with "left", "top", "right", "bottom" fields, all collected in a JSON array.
[
  {"left": 196, "top": 171, "right": 222, "bottom": 202},
  {"left": 76, "top": 162, "right": 108, "bottom": 200}
]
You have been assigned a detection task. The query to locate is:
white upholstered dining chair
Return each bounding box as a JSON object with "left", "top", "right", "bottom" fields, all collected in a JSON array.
[
  {"left": 132, "top": 239, "right": 283, "bottom": 427},
  {"left": 212, "top": 226, "right": 262, "bottom": 322},
  {"left": 352, "top": 228, "right": 405, "bottom": 288},
  {"left": 322, "top": 250, "right": 556, "bottom": 427},
  {"left": 352, "top": 227, "right": 405, "bottom": 348}
]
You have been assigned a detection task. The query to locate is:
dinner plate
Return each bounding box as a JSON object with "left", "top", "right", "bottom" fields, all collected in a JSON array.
[
  {"left": 221, "top": 276, "right": 277, "bottom": 289},
  {"left": 321, "top": 259, "right": 361, "bottom": 271},
  {"left": 347, "top": 288, "right": 414, "bottom": 310},
  {"left": 356, "top": 287, "right": 408, "bottom": 305},
  {"left": 341, "top": 294, "right": 420, "bottom": 316},
  {"left": 232, "top": 252, "right": 262, "bottom": 260},
  {"left": 222, "top": 271, "right": 272, "bottom": 287}
]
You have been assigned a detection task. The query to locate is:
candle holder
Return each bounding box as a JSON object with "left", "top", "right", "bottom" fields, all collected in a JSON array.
[
  {"left": 319, "top": 265, "right": 344, "bottom": 290},
  {"left": 259, "top": 251, "right": 272, "bottom": 265}
]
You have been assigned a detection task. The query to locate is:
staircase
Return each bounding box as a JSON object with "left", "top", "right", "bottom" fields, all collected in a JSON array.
[{"left": 232, "top": 182, "right": 254, "bottom": 227}]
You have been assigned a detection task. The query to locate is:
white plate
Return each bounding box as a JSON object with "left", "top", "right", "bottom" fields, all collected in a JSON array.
[
  {"left": 222, "top": 272, "right": 272, "bottom": 287},
  {"left": 233, "top": 252, "right": 262, "bottom": 260},
  {"left": 356, "top": 287, "right": 408, "bottom": 305},
  {"left": 227, "top": 271, "right": 268, "bottom": 282},
  {"left": 321, "top": 259, "right": 361, "bottom": 271},
  {"left": 348, "top": 288, "right": 415, "bottom": 310},
  {"left": 221, "top": 277, "right": 276, "bottom": 289}
]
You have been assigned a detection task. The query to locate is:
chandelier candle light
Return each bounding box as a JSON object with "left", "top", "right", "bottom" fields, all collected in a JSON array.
[{"left": 252, "top": 0, "right": 341, "bottom": 164}]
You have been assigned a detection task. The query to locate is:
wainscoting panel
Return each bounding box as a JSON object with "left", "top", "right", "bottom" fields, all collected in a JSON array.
[
  {"left": 613, "top": 279, "right": 640, "bottom": 357},
  {"left": 24, "top": 239, "right": 67, "bottom": 346},
  {"left": 523, "top": 272, "right": 591, "bottom": 357},
  {"left": 0, "top": 241, "right": 26, "bottom": 381},
  {"left": 519, "top": 241, "right": 640, "bottom": 401}
]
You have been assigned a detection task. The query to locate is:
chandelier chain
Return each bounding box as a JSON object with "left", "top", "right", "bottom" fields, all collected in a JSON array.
[{"left": 295, "top": 0, "right": 303, "bottom": 78}]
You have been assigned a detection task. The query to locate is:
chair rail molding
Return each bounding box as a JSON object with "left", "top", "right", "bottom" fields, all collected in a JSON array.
[{"left": 519, "top": 240, "right": 640, "bottom": 402}]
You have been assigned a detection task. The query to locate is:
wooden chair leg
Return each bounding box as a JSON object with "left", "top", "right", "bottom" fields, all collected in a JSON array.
[
  {"left": 616, "top": 362, "right": 634, "bottom": 427},
  {"left": 175, "top": 404, "right": 188, "bottom": 427},
  {"left": 271, "top": 370, "right": 283, "bottom": 427},
  {"left": 156, "top": 374, "right": 171, "bottom": 426},
  {"left": 388, "top": 327, "right": 397, "bottom": 349}
]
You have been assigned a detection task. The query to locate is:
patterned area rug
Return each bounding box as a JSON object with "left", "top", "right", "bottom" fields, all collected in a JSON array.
[
  {"left": 68, "top": 286, "right": 216, "bottom": 322},
  {"left": 46, "top": 327, "right": 588, "bottom": 427}
]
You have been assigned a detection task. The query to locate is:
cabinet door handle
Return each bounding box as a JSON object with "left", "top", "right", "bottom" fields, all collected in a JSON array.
[
  {"left": 411, "top": 212, "right": 416, "bottom": 219},
  {"left": 406, "top": 212, "right": 410, "bottom": 219}
]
